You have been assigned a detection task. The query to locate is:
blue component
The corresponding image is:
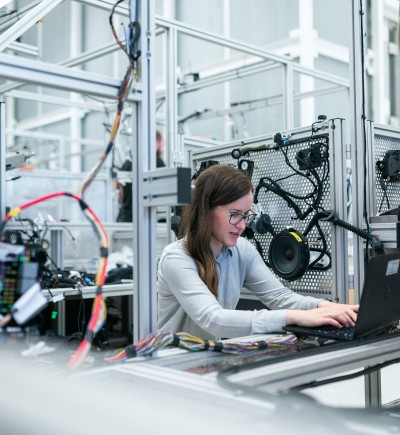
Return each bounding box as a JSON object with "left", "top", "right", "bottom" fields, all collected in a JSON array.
[{"left": 84, "top": 277, "right": 91, "bottom": 282}]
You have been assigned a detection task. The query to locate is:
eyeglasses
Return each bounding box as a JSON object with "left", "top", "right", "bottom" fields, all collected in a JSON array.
[{"left": 218, "top": 206, "right": 257, "bottom": 225}]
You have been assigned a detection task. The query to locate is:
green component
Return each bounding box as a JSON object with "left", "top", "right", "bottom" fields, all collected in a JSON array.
[
  {"left": 7, "top": 304, "right": 12, "bottom": 308},
  {"left": 51, "top": 311, "right": 58, "bottom": 319}
]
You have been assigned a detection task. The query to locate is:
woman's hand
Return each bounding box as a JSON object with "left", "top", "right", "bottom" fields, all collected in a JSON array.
[{"left": 286, "top": 302, "right": 359, "bottom": 328}]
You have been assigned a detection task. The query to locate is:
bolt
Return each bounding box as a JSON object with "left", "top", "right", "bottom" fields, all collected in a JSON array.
[
  {"left": 146, "top": 31, "right": 151, "bottom": 37},
  {"left": 147, "top": 176, "right": 153, "bottom": 183},
  {"left": 147, "top": 194, "right": 153, "bottom": 201},
  {"left": 146, "top": 52, "right": 151, "bottom": 58}
]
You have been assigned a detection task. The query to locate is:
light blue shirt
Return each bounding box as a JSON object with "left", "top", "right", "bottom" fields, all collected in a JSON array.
[{"left": 157, "top": 237, "right": 323, "bottom": 340}]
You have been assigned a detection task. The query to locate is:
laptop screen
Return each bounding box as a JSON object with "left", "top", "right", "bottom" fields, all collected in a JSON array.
[{"left": 355, "top": 252, "right": 400, "bottom": 338}]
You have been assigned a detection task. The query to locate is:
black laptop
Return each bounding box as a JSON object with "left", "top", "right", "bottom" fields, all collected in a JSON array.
[{"left": 283, "top": 252, "right": 400, "bottom": 341}]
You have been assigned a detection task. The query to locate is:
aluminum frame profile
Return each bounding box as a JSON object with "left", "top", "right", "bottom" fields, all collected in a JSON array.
[
  {"left": 166, "top": 26, "right": 178, "bottom": 167},
  {"left": 7, "top": 41, "right": 39, "bottom": 57},
  {"left": 349, "top": 0, "right": 368, "bottom": 303},
  {"left": 0, "top": 0, "right": 41, "bottom": 33},
  {"left": 180, "top": 86, "right": 346, "bottom": 123},
  {"left": 283, "top": 63, "right": 294, "bottom": 130},
  {"left": 4, "top": 90, "right": 110, "bottom": 112},
  {"left": 180, "top": 134, "right": 223, "bottom": 166},
  {"left": 0, "top": 102, "right": 5, "bottom": 222},
  {"left": 142, "top": 167, "right": 191, "bottom": 207},
  {"left": 328, "top": 118, "right": 349, "bottom": 304},
  {"left": 0, "top": 0, "right": 64, "bottom": 53},
  {"left": 225, "top": 334, "right": 400, "bottom": 398},
  {"left": 0, "top": 39, "right": 142, "bottom": 95},
  {"left": 131, "top": 0, "right": 157, "bottom": 342},
  {"left": 0, "top": 53, "right": 142, "bottom": 101}
]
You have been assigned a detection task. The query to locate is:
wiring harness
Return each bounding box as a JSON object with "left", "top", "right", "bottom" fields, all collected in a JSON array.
[
  {"left": 104, "top": 331, "right": 298, "bottom": 363},
  {"left": 0, "top": 0, "right": 141, "bottom": 369}
]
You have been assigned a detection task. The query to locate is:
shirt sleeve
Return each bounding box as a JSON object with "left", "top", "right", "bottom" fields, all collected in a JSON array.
[
  {"left": 160, "top": 250, "right": 294, "bottom": 337},
  {"left": 243, "top": 241, "right": 324, "bottom": 326}
]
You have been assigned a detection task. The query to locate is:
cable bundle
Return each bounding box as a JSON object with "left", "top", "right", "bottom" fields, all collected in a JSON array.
[
  {"left": 68, "top": 294, "right": 107, "bottom": 369},
  {"left": 104, "top": 331, "right": 298, "bottom": 363}
]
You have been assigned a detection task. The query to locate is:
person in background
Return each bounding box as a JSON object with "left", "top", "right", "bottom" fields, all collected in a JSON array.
[
  {"left": 116, "top": 131, "right": 166, "bottom": 222},
  {"left": 156, "top": 130, "right": 166, "bottom": 168}
]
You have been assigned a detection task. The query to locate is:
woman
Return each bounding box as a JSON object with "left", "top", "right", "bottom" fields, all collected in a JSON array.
[{"left": 158, "top": 164, "right": 358, "bottom": 340}]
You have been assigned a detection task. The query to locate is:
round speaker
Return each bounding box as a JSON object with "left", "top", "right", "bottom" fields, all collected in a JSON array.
[{"left": 268, "top": 229, "right": 310, "bottom": 281}]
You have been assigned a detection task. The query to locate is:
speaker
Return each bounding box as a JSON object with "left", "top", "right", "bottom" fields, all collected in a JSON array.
[{"left": 268, "top": 229, "right": 310, "bottom": 281}]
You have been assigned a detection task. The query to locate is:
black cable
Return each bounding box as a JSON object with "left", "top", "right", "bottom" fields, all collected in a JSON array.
[
  {"left": 291, "top": 356, "right": 400, "bottom": 392},
  {"left": 308, "top": 222, "right": 329, "bottom": 269},
  {"left": 309, "top": 247, "right": 331, "bottom": 271},
  {"left": 76, "top": 286, "right": 86, "bottom": 337},
  {"left": 378, "top": 174, "right": 390, "bottom": 212}
]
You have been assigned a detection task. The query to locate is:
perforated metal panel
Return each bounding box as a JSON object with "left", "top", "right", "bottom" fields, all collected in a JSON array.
[
  {"left": 190, "top": 121, "right": 348, "bottom": 300},
  {"left": 374, "top": 134, "right": 400, "bottom": 214}
]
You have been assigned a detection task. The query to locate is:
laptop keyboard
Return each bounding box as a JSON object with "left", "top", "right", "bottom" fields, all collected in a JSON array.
[{"left": 312, "top": 325, "right": 355, "bottom": 339}]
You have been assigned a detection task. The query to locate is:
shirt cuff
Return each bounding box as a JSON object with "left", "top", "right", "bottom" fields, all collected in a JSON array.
[
  {"left": 308, "top": 298, "right": 324, "bottom": 309},
  {"left": 251, "top": 309, "right": 288, "bottom": 334}
]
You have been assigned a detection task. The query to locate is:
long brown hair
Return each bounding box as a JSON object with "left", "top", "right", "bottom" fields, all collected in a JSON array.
[{"left": 180, "top": 164, "right": 253, "bottom": 299}]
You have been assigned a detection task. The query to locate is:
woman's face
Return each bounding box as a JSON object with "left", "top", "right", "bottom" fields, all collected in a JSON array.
[{"left": 209, "top": 191, "right": 253, "bottom": 257}]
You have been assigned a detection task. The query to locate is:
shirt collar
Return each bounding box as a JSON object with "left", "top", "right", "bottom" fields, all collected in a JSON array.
[{"left": 216, "top": 245, "right": 233, "bottom": 261}]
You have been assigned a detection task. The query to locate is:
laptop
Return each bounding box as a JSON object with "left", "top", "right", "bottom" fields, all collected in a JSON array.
[{"left": 283, "top": 252, "right": 400, "bottom": 341}]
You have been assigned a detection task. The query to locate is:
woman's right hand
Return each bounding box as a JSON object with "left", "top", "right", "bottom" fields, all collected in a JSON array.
[{"left": 286, "top": 305, "right": 358, "bottom": 329}]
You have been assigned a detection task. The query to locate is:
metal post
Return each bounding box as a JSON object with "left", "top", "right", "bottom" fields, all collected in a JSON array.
[
  {"left": 166, "top": 26, "right": 178, "bottom": 167},
  {"left": 364, "top": 369, "right": 382, "bottom": 407},
  {"left": 0, "top": 102, "right": 5, "bottom": 223},
  {"left": 283, "top": 63, "right": 294, "bottom": 130},
  {"left": 349, "top": 0, "right": 367, "bottom": 301},
  {"left": 165, "top": 25, "right": 178, "bottom": 245},
  {"left": 58, "top": 138, "right": 65, "bottom": 170},
  {"left": 50, "top": 230, "right": 64, "bottom": 270},
  {"left": 56, "top": 299, "right": 66, "bottom": 336},
  {"left": 132, "top": 0, "right": 157, "bottom": 343},
  {"left": 329, "top": 118, "right": 349, "bottom": 303}
]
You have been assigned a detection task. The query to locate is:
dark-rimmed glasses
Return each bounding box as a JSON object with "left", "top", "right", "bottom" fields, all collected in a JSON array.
[{"left": 218, "top": 206, "right": 257, "bottom": 225}]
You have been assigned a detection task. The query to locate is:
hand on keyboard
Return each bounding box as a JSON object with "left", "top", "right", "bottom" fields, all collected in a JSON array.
[{"left": 286, "top": 303, "right": 359, "bottom": 329}]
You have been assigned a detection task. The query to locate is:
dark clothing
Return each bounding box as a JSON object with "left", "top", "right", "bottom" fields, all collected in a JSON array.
[
  {"left": 117, "top": 156, "right": 166, "bottom": 222},
  {"left": 157, "top": 156, "right": 166, "bottom": 168}
]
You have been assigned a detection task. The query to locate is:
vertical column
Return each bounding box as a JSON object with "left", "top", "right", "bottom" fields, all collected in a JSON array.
[
  {"left": 371, "top": 0, "right": 388, "bottom": 124},
  {"left": 298, "top": 0, "right": 315, "bottom": 127},
  {"left": 70, "top": 1, "right": 83, "bottom": 172},
  {"left": 349, "top": 0, "right": 367, "bottom": 300},
  {"left": 223, "top": 0, "right": 231, "bottom": 142},
  {"left": 364, "top": 369, "right": 382, "bottom": 407},
  {"left": 132, "top": 0, "right": 156, "bottom": 342},
  {"left": 329, "top": 118, "right": 349, "bottom": 303},
  {"left": 50, "top": 230, "right": 64, "bottom": 270},
  {"left": 166, "top": 26, "right": 178, "bottom": 166},
  {"left": 165, "top": 24, "right": 178, "bottom": 245},
  {"left": 0, "top": 102, "right": 5, "bottom": 223},
  {"left": 283, "top": 63, "right": 294, "bottom": 130}
]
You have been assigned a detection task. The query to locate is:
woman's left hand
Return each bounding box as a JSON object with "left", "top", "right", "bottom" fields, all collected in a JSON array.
[{"left": 317, "top": 300, "right": 359, "bottom": 327}]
